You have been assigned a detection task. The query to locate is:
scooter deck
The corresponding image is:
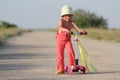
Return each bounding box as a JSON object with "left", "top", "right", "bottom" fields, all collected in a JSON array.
[{"left": 64, "top": 65, "right": 86, "bottom": 75}]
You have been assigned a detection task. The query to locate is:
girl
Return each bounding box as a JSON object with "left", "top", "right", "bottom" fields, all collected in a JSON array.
[{"left": 55, "top": 5, "right": 86, "bottom": 74}]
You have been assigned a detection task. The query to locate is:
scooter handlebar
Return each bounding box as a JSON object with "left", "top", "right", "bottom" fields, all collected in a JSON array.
[
  {"left": 71, "top": 31, "right": 87, "bottom": 35},
  {"left": 79, "top": 31, "right": 87, "bottom": 35}
]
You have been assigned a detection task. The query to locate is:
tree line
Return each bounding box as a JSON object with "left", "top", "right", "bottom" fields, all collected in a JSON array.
[
  {"left": 0, "top": 21, "right": 18, "bottom": 28},
  {"left": 73, "top": 9, "right": 108, "bottom": 29}
]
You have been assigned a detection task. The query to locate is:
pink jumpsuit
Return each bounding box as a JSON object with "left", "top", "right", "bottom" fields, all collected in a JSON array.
[{"left": 56, "top": 25, "right": 75, "bottom": 72}]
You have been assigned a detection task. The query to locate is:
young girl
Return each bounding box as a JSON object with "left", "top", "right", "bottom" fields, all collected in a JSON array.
[{"left": 55, "top": 5, "right": 86, "bottom": 74}]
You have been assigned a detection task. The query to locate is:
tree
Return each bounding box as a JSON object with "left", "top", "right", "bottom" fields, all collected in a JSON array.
[
  {"left": 0, "top": 21, "right": 17, "bottom": 28},
  {"left": 73, "top": 9, "right": 108, "bottom": 29}
]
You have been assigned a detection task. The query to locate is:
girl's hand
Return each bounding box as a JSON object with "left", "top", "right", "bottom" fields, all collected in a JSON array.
[
  {"left": 66, "top": 29, "right": 71, "bottom": 35},
  {"left": 82, "top": 30, "right": 87, "bottom": 33},
  {"left": 80, "top": 30, "right": 87, "bottom": 35}
]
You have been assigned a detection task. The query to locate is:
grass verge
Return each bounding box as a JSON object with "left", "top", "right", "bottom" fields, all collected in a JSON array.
[
  {"left": 0, "top": 28, "right": 32, "bottom": 46},
  {"left": 83, "top": 28, "right": 120, "bottom": 42}
]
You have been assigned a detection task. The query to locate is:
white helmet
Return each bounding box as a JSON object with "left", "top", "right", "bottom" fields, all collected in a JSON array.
[{"left": 61, "top": 5, "right": 73, "bottom": 17}]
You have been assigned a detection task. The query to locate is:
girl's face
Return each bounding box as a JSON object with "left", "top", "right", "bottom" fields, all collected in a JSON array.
[{"left": 62, "top": 14, "right": 73, "bottom": 22}]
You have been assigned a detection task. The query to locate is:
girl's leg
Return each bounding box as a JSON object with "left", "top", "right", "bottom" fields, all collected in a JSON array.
[
  {"left": 65, "top": 41, "right": 75, "bottom": 66},
  {"left": 56, "top": 40, "right": 65, "bottom": 72}
]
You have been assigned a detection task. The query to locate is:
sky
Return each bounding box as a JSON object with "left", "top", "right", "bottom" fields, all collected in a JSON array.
[{"left": 0, "top": 0, "right": 120, "bottom": 29}]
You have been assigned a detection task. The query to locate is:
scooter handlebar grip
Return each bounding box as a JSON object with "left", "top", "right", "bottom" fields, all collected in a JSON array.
[{"left": 79, "top": 32, "right": 87, "bottom": 35}]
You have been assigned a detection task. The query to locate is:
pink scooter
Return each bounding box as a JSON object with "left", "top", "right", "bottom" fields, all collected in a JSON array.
[{"left": 65, "top": 31, "right": 87, "bottom": 75}]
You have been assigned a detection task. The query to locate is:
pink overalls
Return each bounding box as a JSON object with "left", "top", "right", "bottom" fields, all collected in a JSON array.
[{"left": 56, "top": 25, "right": 75, "bottom": 72}]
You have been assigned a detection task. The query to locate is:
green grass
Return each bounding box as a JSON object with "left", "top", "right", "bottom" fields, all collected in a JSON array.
[
  {"left": 0, "top": 28, "right": 32, "bottom": 46},
  {"left": 84, "top": 28, "right": 120, "bottom": 42}
]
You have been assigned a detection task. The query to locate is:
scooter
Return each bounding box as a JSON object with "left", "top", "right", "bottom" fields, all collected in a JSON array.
[{"left": 65, "top": 31, "right": 87, "bottom": 75}]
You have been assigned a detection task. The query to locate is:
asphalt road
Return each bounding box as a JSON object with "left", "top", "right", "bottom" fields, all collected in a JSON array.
[{"left": 0, "top": 31, "right": 120, "bottom": 80}]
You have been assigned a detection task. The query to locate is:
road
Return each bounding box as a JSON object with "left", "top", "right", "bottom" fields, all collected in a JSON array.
[{"left": 0, "top": 31, "right": 120, "bottom": 80}]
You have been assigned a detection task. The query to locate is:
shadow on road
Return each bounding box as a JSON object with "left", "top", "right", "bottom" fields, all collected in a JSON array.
[
  {"left": 86, "top": 71, "right": 120, "bottom": 75},
  {"left": 0, "top": 64, "right": 39, "bottom": 71},
  {"left": 0, "top": 44, "right": 54, "bottom": 49},
  {"left": 0, "top": 53, "right": 42, "bottom": 59}
]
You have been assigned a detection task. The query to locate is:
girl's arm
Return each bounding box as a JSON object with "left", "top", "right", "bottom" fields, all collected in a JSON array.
[
  {"left": 57, "top": 19, "right": 70, "bottom": 33},
  {"left": 72, "top": 22, "right": 86, "bottom": 33}
]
